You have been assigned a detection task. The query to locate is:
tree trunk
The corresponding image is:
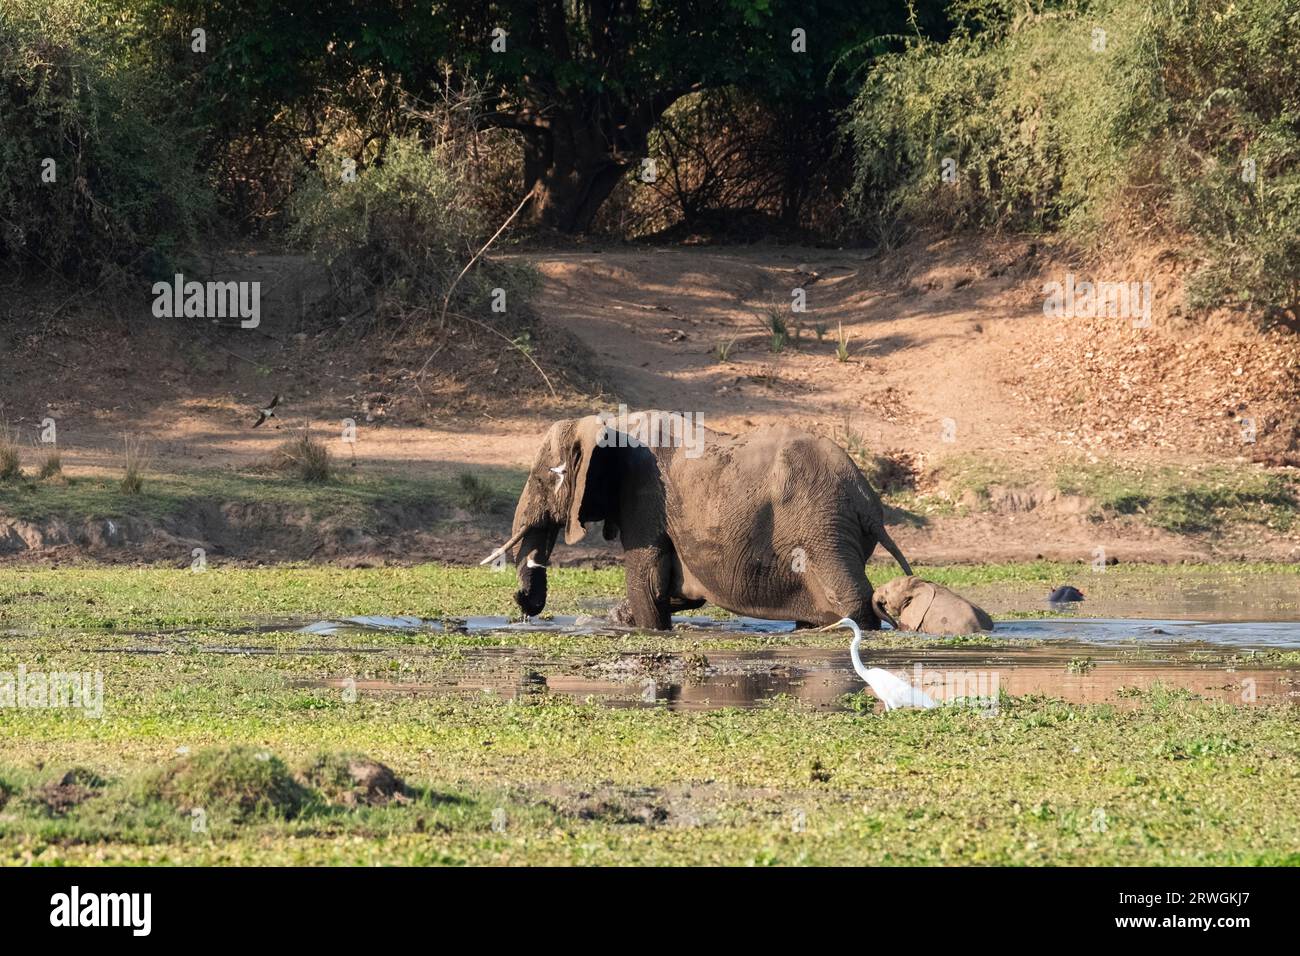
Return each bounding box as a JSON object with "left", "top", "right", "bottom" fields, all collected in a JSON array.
[
  {"left": 522, "top": 114, "right": 633, "bottom": 234},
  {"left": 532, "top": 159, "right": 628, "bottom": 234}
]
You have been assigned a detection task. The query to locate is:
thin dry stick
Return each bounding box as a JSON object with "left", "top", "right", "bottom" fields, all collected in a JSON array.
[
  {"left": 411, "top": 186, "right": 539, "bottom": 391},
  {"left": 436, "top": 184, "right": 536, "bottom": 330},
  {"left": 460, "top": 313, "right": 557, "bottom": 398}
]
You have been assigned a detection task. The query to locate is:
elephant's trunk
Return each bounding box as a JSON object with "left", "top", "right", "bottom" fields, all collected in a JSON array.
[
  {"left": 871, "top": 594, "right": 899, "bottom": 630},
  {"left": 515, "top": 560, "right": 547, "bottom": 617},
  {"left": 513, "top": 525, "right": 558, "bottom": 617}
]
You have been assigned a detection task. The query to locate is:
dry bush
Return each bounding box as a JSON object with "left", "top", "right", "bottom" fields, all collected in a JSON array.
[
  {"left": 120, "top": 435, "right": 149, "bottom": 494},
  {"left": 37, "top": 449, "right": 62, "bottom": 480},
  {"left": 273, "top": 432, "right": 333, "bottom": 483},
  {"left": 0, "top": 0, "right": 209, "bottom": 282},
  {"left": 0, "top": 422, "right": 21, "bottom": 481}
]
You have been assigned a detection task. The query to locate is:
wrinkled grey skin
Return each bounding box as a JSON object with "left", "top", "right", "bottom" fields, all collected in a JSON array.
[
  {"left": 872, "top": 576, "right": 994, "bottom": 635},
  {"left": 490, "top": 411, "right": 911, "bottom": 630}
]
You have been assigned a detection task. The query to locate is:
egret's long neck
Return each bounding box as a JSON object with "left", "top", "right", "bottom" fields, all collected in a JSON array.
[{"left": 849, "top": 633, "right": 871, "bottom": 682}]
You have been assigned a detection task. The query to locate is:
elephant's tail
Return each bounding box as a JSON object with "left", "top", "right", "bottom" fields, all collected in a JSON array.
[
  {"left": 876, "top": 524, "right": 913, "bottom": 576},
  {"left": 848, "top": 466, "right": 913, "bottom": 576}
]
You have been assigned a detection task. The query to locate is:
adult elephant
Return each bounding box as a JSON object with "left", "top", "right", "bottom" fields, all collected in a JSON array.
[{"left": 482, "top": 410, "right": 912, "bottom": 630}]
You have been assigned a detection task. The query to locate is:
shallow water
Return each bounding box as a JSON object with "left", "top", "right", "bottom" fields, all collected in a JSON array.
[
  {"left": 18, "top": 573, "right": 1296, "bottom": 714},
  {"left": 965, "top": 572, "right": 1300, "bottom": 624},
  {"left": 284, "top": 582, "right": 1300, "bottom": 712},
  {"left": 996, "top": 618, "right": 1300, "bottom": 647},
  {"left": 300, "top": 611, "right": 1300, "bottom": 648},
  {"left": 299, "top": 613, "right": 796, "bottom": 637},
  {"left": 293, "top": 641, "right": 1298, "bottom": 712}
]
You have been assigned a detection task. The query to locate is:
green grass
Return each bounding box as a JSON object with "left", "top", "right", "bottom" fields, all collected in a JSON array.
[
  {"left": 1054, "top": 462, "right": 1298, "bottom": 534},
  {"left": 456, "top": 471, "right": 507, "bottom": 514},
  {"left": 1, "top": 561, "right": 1298, "bottom": 864},
  {"left": 916, "top": 453, "right": 1299, "bottom": 533},
  {"left": 271, "top": 433, "right": 334, "bottom": 484},
  {"left": 0, "top": 465, "right": 525, "bottom": 525},
  {"left": 4, "top": 560, "right": 1294, "bottom": 636},
  {"left": 2, "top": 455, "right": 1292, "bottom": 548},
  {"left": 0, "top": 563, "right": 610, "bottom": 633},
  {"left": 2, "top": 678, "right": 1297, "bottom": 864}
]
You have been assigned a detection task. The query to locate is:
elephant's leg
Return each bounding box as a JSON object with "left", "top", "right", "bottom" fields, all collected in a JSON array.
[
  {"left": 608, "top": 599, "right": 635, "bottom": 626},
  {"left": 623, "top": 545, "right": 672, "bottom": 630},
  {"left": 611, "top": 593, "right": 704, "bottom": 627}
]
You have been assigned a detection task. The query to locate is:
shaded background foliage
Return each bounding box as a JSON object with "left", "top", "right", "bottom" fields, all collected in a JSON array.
[
  {"left": 846, "top": 0, "right": 1300, "bottom": 326},
  {"left": 0, "top": 0, "right": 211, "bottom": 282},
  {"left": 1, "top": 0, "right": 1296, "bottom": 328}
]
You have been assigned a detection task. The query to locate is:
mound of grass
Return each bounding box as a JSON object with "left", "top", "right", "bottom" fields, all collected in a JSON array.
[
  {"left": 119, "top": 435, "right": 149, "bottom": 494},
  {"left": 0, "top": 446, "right": 19, "bottom": 482},
  {"left": 298, "top": 753, "right": 407, "bottom": 807},
  {"left": 151, "top": 747, "right": 309, "bottom": 823},
  {"left": 25, "top": 767, "right": 106, "bottom": 817},
  {"left": 925, "top": 453, "right": 1299, "bottom": 534},
  {"left": 273, "top": 432, "right": 334, "bottom": 484},
  {"left": 37, "top": 450, "right": 62, "bottom": 481}
]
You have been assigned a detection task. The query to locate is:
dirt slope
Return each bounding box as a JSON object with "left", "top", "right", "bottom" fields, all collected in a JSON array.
[{"left": 1, "top": 236, "right": 1296, "bottom": 565}]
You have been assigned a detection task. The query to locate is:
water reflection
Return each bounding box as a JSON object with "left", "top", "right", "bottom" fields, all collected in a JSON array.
[{"left": 299, "top": 642, "right": 1299, "bottom": 713}]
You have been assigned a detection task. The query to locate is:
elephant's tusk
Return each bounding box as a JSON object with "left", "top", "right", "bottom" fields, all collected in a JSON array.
[{"left": 480, "top": 528, "right": 526, "bottom": 566}]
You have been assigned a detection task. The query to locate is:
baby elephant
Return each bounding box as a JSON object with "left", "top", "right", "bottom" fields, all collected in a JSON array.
[{"left": 872, "top": 576, "right": 994, "bottom": 635}]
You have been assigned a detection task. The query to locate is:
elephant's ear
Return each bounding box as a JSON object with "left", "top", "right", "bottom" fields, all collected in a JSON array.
[
  {"left": 564, "top": 416, "right": 618, "bottom": 545},
  {"left": 900, "top": 581, "right": 938, "bottom": 631}
]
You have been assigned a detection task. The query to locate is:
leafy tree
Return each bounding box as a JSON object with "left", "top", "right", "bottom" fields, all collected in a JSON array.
[
  {"left": 450, "top": 0, "right": 919, "bottom": 231},
  {"left": 147, "top": 0, "right": 939, "bottom": 232}
]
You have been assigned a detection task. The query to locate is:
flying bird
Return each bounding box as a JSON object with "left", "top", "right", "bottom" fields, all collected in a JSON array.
[
  {"left": 252, "top": 394, "right": 281, "bottom": 428},
  {"left": 820, "top": 617, "right": 938, "bottom": 712}
]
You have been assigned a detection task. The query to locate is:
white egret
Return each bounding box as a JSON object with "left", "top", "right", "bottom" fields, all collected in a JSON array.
[{"left": 820, "top": 616, "right": 938, "bottom": 711}]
